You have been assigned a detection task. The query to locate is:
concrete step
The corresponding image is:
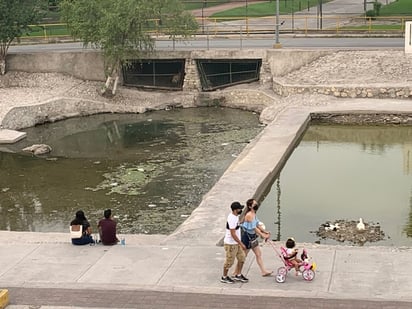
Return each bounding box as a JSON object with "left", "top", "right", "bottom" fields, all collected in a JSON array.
[{"left": 0, "top": 129, "right": 26, "bottom": 144}]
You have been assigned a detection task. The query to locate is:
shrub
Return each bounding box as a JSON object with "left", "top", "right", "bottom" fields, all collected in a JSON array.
[
  {"left": 373, "top": 1, "right": 382, "bottom": 16},
  {"left": 365, "top": 9, "right": 376, "bottom": 18}
]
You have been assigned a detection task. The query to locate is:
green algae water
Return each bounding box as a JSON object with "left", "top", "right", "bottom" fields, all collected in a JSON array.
[
  {"left": 259, "top": 124, "right": 412, "bottom": 247},
  {"left": 0, "top": 107, "right": 263, "bottom": 234}
]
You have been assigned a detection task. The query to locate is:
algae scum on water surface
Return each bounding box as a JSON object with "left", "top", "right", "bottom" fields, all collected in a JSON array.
[{"left": 0, "top": 107, "right": 263, "bottom": 234}]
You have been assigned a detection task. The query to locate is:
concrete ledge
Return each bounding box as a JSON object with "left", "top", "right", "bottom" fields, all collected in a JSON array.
[
  {"left": 0, "top": 129, "right": 26, "bottom": 144},
  {"left": 0, "top": 289, "right": 9, "bottom": 309}
]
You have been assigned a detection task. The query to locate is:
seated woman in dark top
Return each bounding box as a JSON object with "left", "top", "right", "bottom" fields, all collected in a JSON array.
[{"left": 70, "top": 210, "right": 95, "bottom": 245}]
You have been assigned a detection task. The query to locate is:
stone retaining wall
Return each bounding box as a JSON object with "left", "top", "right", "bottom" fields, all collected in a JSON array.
[
  {"left": 273, "top": 81, "right": 412, "bottom": 99},
  {"left": 1, "top": 93, "right": 199, "bottom": 130},
  {"left": 311, "top": 112, "right": 412, "bottom": 125}
]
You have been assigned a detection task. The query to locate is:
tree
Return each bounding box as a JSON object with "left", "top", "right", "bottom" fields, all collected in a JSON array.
[
  {"left": 48, "top": 0, "right": 62, "bottom": 11},
  {"left": 60, "top": 0, "right": 198, "bottom": 97},
  {"left": 161, "top": 1, "right": 199, "bottom": 49},
  {"left": 0, "top": 0, "right": 47, "bottom": 75}
]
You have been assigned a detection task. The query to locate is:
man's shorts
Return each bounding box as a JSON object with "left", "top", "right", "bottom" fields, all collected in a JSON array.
[{"left": 223, "top": 243, "right": 245, "bottom": 269}]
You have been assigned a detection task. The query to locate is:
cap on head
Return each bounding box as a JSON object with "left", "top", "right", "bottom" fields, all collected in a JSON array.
[{"left": 231, "top": 201, "right": 244, "bottom": 210}]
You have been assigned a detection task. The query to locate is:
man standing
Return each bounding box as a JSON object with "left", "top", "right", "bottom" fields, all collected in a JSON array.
[
  {"left": 221, "top": 201, "right": 248, "bottom": 283},
  {"left": 98, "top": 209, "right": 119, "bottom": 245}
]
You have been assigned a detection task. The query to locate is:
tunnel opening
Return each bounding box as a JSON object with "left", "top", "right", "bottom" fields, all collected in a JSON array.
[
  {"left": 122, "top": 59, "right": 185, "bottom": 90},
  {"left": 197, "top": 59, "right": 261, "bottom": 91}
]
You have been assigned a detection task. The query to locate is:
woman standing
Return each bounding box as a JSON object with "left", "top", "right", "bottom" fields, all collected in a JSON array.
[
  {"left": 70, "top": 210, "right": 95, "bottom": 245},
  {"left": 241, "top": 198, "right": 272, "bottom": 276}
]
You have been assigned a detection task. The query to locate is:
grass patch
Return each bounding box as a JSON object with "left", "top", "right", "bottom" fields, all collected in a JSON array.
[
  {"left": 342, "top": 24, "right": 403, "bottom": 31},
  {"left": 26, "top": 24, "right": 70, "bottom": 37},
  {"left": 182, "top": 0, "right": 230, "bottom": 10},
  {"left": 380, "top": 0, "right": 412, "bottom": 16}
]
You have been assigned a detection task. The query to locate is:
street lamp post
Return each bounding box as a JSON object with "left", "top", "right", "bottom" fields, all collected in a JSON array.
[
  {"left": 202, "top": 0, "right": 206, "bottom": 34},
  {"left": 274, "top": 0, "right": 281, "bottom": 48},
  {"left": 246, "top": 0, "right": 249, "bottom": 34},
  {"left": 292, "top": 0, "right": 294, "bottom": 32},
  {"left": 319, "top": 0, "right": 323, "bottom": 30}
]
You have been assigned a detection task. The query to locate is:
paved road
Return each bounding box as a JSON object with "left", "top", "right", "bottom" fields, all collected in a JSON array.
[
  {"left": 8, "top": 37, "right": 404, "bottom": 54},
  {"left": 155, "top": 36, "right": 404, "bottom": 49},
  {"left": 6, "top": 287, "right": 412, "bottom": 309}
]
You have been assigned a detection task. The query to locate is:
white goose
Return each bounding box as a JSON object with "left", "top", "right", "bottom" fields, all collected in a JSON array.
[{"left": 356, "top": 218, "right": 365, "bottom": 231}]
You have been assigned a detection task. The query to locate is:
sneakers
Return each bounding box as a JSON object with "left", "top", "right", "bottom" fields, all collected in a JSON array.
[
  {"left": 220, "top": 276, "right": 235, "bottom": 284},
  {"left": 233, "top": 274, "right": 249, "bottom": 283}
]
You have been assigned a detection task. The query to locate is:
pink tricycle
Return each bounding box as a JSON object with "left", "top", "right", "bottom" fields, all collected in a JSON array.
[{"left": 267, "top": 240, "right": 316, "bottom": 283}]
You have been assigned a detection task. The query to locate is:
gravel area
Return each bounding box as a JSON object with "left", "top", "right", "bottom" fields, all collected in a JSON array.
[
  {"left": 281, "top": 50, "right": 412, "bottom": 85},
  {"left": 0, "top": 72, "right": 193, "bottom": 125}
]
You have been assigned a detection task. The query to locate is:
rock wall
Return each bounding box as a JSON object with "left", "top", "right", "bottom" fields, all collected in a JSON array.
[
  {"left": 273, "top": 82, "right": 412, "bottom": 99},
  {"left": 266, "top": 49, "right": 332, "bottom": 77}
]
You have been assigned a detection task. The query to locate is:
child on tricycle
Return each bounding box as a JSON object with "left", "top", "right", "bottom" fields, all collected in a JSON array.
[{"left": 268, "top": 237, "right": 316, "bottom": 283}]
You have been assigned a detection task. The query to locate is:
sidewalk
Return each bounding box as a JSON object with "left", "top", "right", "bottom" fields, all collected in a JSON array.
[{"left": 0, "top": 231, "right": 412, "bottom": 308}]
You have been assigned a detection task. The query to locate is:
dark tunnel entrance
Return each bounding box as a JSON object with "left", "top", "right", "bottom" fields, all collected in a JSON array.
[
  {"left": 197, "top": 59, "right": 261, "bottom": 91},
  {"left": 122, "top": 59, "right": 185, "bottom": 90}
]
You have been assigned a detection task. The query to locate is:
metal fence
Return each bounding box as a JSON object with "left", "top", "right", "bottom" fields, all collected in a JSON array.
[{"left": 22, "top": 15, "right": 410, "bottom": 42}]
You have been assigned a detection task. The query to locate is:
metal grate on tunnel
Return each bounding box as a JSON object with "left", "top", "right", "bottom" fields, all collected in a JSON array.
[
  {"left": 196, "top": 59, "right": 261, "bottom": 91},
  {"left": 122, "top": 59, "right": 185, "bottom": 90}
]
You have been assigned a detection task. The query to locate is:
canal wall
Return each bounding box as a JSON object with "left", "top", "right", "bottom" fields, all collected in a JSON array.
[
  {"left": 7, "top": 49, "right": 329, "bottom": 83},
  {"left": 7, "top": 49, "right": 411, "bottom": 101}
]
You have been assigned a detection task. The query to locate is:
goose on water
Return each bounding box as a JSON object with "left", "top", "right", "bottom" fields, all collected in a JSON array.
[{"left": 356, "top": 218, "right": 365, "bottom": 231}]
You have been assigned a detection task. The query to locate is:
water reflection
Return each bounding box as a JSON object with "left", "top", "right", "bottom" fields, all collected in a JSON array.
[
  {"left": 0, "top": 107, "right": 263, "bottom": 234},
  {"left": 273, "top": 177, "right": 281, "bottom": 241},
  {"left": 259, "top": 124, "right": 412, "bottom": 247}
]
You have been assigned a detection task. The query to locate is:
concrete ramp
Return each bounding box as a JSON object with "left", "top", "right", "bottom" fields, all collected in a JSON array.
[{"left": 0, "top": 129, "right": 26, "bottom": 144}]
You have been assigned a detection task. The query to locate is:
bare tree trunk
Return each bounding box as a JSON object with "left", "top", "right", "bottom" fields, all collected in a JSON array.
[
  {"left": 105, "top": 76, "right": 112, "bottom": 90},
  {"left": 100, "top": 76, "right": 112, "bottom": 96},
  {"left": 112, "top": 76, "right": 119, "bottom": 95},
  {"left": 100, "top": 63, "right": 120, "bottom": 97},
  {"left": 0, "top": 43, "right": 10, "bottom": 75},
  {"left": 0, "top": 59, "right": 5, "bottom": 75}
]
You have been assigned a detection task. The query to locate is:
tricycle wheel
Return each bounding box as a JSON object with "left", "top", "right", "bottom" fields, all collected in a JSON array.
[
  {"left": 302, "top": 269, "right": 315, "bottom": 281},
  {"left": 275, "top": 273, "right": 286, "bottom": 283},
  {"left": 277, "top": 266, "right": 287, "bottom": 276}
]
